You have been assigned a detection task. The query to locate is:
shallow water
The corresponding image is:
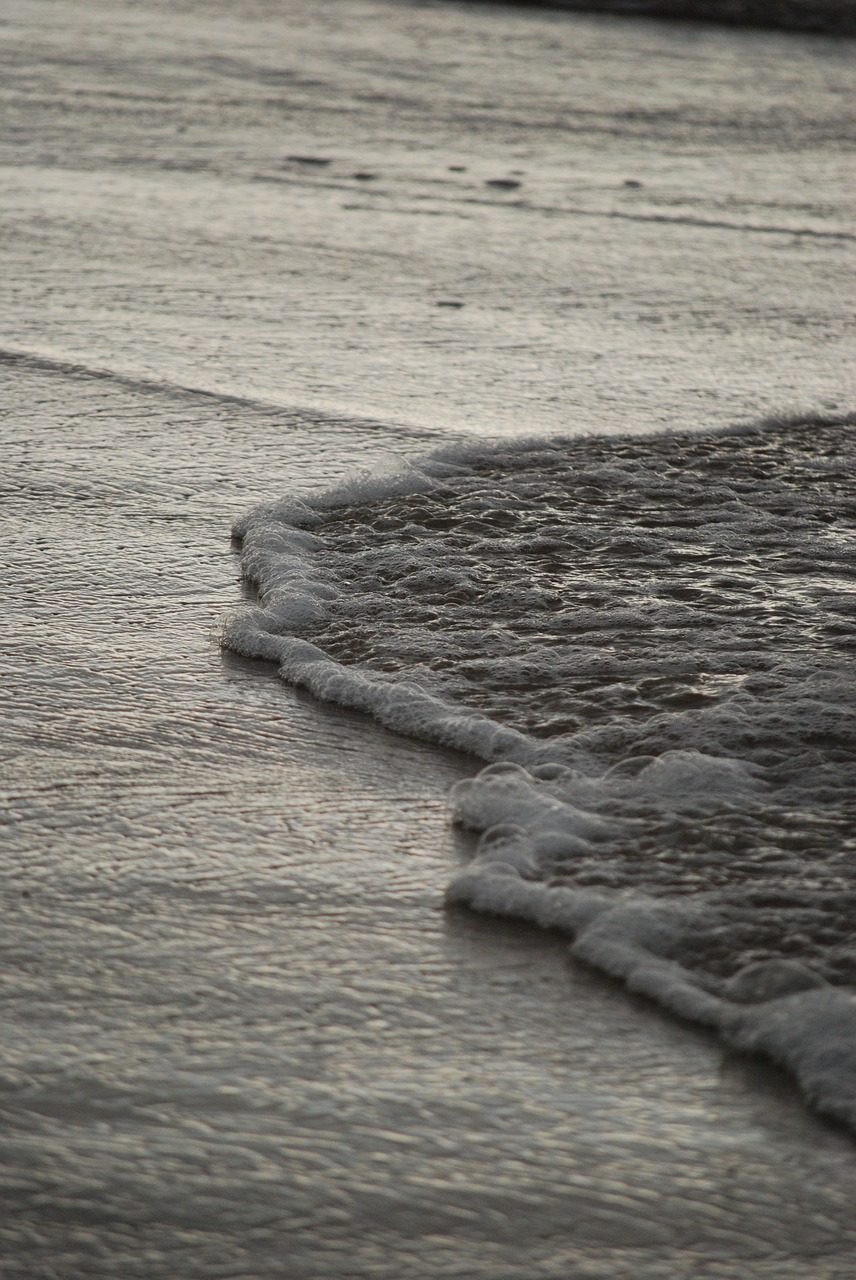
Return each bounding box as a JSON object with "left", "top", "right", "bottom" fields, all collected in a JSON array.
[
  {"left": 226, "top": 415, "right": 856, "bottom": 1126},
  {"left": 3, "top": 0, "right": 856, "bottom": 1274},
  {"left": 3, "top": 0, "right": 854, "bottom": 437}
]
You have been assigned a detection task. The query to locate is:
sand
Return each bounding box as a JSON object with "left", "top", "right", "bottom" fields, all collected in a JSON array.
[{"left": 2, "top": 1, "right": 855, "bottom": 1274}]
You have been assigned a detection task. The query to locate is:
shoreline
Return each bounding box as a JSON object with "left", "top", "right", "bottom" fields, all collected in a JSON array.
[
  {"left": 4, "top": 354, "right": 856, "bottom": 1277},
  {"left": 3, "top": 0, "right": 855, "bottom": 1270}
]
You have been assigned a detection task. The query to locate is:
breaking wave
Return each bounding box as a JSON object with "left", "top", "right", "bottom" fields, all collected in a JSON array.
[{"left": 224, "top": 415, "right": 856, "bottom": 1129}]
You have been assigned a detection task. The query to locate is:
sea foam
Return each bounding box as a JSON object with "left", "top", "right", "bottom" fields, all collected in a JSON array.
[{"left": 224, "top": 416, "right": 856, "bottom": 1129}]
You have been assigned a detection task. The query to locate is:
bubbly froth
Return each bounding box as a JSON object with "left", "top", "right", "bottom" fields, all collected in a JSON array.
[{"left": 224, "top": 416, "right": 856, "bottom": 1127}]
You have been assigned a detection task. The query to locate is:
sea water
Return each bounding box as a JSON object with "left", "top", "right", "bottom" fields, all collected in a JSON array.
[
  {"left": 224, "top": 415, "right": 856, "bottom": 1128},
  {"left": 5, "top": 0, "right": 856, "bottom": 1270}
]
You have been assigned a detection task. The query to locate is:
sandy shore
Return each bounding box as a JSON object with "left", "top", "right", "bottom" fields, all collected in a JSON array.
[
  {"left": 2, "top": 1, "right": 855, "bottom": 1274},
  {"left": 4, "top": 355, "right": 856, "bottom": 1277}
]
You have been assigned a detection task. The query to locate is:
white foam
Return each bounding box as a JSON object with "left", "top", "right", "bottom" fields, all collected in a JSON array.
[
  {"left": 448, "top": 850, "right": 856, "bottom": 1129},
  {"left": 223, "top": 616, "right": 537, "bottom": 763},
  {"left": 224, "top": 416, "right": 856, "bottom": 1129},
  {"left": 723, "top": 988, "right": 856, "bottom": 1128}
]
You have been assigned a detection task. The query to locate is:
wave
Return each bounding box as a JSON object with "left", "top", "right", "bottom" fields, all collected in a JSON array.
[
  {"left": 223, "top": 414, "right": 856, "bottom": 1130},
  {"left": 0, "top": 346, "right": 434, "bottom": 443}
]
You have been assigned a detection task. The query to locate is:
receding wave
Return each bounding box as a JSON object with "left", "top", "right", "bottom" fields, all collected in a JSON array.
[{"left": 224, "top": 415, "right": 856, "bottom": 1129}]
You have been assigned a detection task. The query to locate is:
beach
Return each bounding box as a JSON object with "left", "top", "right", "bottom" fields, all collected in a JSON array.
[{"left": 2, "top": 1, "right": 856, "bottom": 1275}]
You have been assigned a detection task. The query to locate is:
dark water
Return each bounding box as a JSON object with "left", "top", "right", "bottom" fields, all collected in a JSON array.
[
  {"left": 226, "top": 416, "right": 856, "bottom": 1125},
  {"left": 483, "top": 0, "right": 856, "bottom": 37}
]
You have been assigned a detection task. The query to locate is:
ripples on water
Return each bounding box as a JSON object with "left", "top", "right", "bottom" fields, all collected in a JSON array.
[{"left": 225, "top": 416, "right": 856, "bottom": 1123}]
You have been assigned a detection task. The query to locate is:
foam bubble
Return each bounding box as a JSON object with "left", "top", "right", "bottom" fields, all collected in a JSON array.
[{"left": 224, "top": 415, "right": 856, "bottom": 1128}]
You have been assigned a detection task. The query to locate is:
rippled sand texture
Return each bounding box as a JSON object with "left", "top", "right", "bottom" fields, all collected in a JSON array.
[
  {"left": 2, "top": 1, "right": 856, "bottom": 1277},
  {"left": 2, "top": 0, "right": 854, "bottom": 438}
]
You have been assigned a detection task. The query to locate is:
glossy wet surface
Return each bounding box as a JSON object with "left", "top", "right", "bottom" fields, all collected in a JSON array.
[
  {"left": 2, "top": 0, "right": 856, "bottom": 1274},
  {"left": 233, "top": 422, "right": 856, "bottom": 986}
]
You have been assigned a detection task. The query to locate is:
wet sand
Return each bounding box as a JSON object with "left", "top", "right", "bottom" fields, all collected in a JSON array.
[{"left": 2, "top": 1, "right": 856, "bottom": 1274}]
